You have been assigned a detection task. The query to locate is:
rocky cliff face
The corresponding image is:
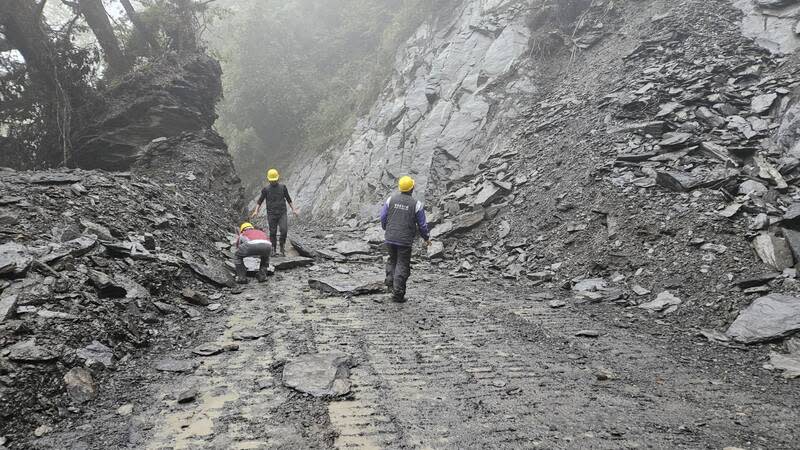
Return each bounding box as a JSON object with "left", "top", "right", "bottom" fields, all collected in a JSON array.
[
  {"left": 735, "top": 0, "right": 800, "bottom": 54},
  {"left": 71, "top": 55, "right": 224, "bottom": 171},
  {"left": 288, "top": 0, "right": 537, "bottom": 218},
  {"left": 288, "top": 0, "right": 800, "bottom": 221}
]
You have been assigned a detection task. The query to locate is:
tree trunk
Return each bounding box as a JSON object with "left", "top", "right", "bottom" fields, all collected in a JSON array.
[
  {"left": 168, "top": 0, "right": 199, "bottom": 53},
  {"left": 78, "top": 0, "right": 131, "bottom": 76},
  {"left": 0, "top": 0, "right": 72, "bottom": 167},
  {"left": 119, "top": 0, "right": 161, "bottom": 54}
]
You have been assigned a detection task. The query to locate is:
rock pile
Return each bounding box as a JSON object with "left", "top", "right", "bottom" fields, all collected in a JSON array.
[
  {"left": 605, "top": 4, "right": 800, "bottom": 281},
  {"left": 0, "top": 131, "right": 242, "bottom": 436}
]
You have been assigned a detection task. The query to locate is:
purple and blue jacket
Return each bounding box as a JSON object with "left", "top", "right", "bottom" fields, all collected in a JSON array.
[{"left": 380, "top": 192, "right": 430, "bottom": 247}]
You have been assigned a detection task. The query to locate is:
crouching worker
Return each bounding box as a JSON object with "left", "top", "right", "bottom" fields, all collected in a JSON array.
[
  {"left": 380, "top": 176, "right": 431, "bottom": 303},
  {"left": 235, "top": 222, "right": 272, "bottom": 284}
]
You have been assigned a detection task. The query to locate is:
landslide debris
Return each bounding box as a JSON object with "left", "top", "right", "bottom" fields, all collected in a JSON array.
[{"left": 0, "top": 56, "right": 243, "bottom": 445}]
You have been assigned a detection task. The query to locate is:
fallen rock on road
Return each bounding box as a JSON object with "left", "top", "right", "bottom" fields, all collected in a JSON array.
[
  {"left": 726, "top": 294, "right": 800, "bottom": 343},
  {"left": 282, "top": 352, "right": 354, "bottom": 398}
]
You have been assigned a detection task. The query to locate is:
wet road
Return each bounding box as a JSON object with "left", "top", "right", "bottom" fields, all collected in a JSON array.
[{"left": 38, "top": 258, "right": 800, "bottom": 449}]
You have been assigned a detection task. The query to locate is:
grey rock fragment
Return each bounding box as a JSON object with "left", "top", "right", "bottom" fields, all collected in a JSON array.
[
  {"left": 154, "top": 359, "right": 198, "bottom": 373},
  {"left": 64, "top": 367, "right": 96, "bottom": 403},
  {"left": 76, "top": 341, "right": 114, "bottom": 369},
  {"left": 187, "top": 259, "right": 234, "bottom": 287},
  {"left": 572, "top": 278, "right": 606, "bottom": 292},
  {"left": 638, "top": 291, "right": 682, "bottom": 313},
  {"left": 231, "top": 329, "right": 268, "bottom": 341},
  {"left": 0, "top": 293, "right": 18, "bottom": 322},
  {"left": 751, "top": 233, "right": 794, "bottom": 271},
  {"left": 655, "top": 171, "right": 702, "bottom": 192},
  {"left": 0, "top": 242, "right": 32, "bottom": 278},
  {"left": 181, "top": 288, "right": 210, "bottom": 306},
  {"left": 308, "top": 277, "right": 384, "bottom": 296},
  {"left": 751, "top": 93, "right": 778, "bottom": 114},
  {"left": 282, "top": 352, "right": 353, "bottom": 398},
  {"left": 192, "top": 344, "right": 223, "bottom": 357},
  {"left": 177, "top": 388, "right": 198, "bottom": 403},
  {"left": 726, "top": 294, "right": 800, "bottom": 343},
  {"left": 332, "top": 241, "right": 371, "bottom": 256},
  {"left": 272, "top": 256, "right": 314, "bottom": 270},
  {"left": 7, "top": 339, "right": 58, "bottom": 362},
  {"left": 427, "top": 241, "right": 444, "bottom": 259}
]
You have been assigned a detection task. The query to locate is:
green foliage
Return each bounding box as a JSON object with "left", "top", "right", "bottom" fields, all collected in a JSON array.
[{"left": 212, "top": 0, "right": 454, "bottom": 192}]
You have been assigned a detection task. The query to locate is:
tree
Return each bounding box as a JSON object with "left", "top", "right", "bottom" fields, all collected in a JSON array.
[
  {"left": 69, "top": 0, "right": 132, "bottom": 76},
  {"left": 0, "top": 0, "right": 74, "bottom": 166},
  {"left": 119, "top": 0, "right": 161, "bottom": 54}
]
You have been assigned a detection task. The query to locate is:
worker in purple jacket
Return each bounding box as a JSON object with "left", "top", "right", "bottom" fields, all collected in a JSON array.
[{"left": 380, "top": 175, "right": 431, "bottom": 303}]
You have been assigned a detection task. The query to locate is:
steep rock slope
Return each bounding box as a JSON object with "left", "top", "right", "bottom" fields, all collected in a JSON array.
[
  {"left": 288, "top": 0, "right": 800, "bottom": 377},
  {"left": 289, "top": 0, "right": 538, "bottom": 217}
]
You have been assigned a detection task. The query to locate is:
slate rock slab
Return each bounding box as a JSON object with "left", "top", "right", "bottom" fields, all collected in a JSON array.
[
  {"left": 154, "top": 359, "right": 199, "bottom": 373},
  {"left": 231, "top": 328, "right": 268, "bottom": 341},
  {"left": 727, "top": 294, "right": 800, "bottom": 343},
  {"left": 64, "top": 367, "right": 96, "bottom": 403},
  {"left": 362, "top": 226, "right": 384, "bottom": 244},
  {"left": 192, "top": 344, "right": 223, "bottom": 357},
  {"left": 7, "top": 339, "right": 58, "bottom": 362},
  {"left": 332, "top": 241, "right": 371, "bottom": 256},
  {"left": 427, "top": 241, "right": 444, "bottom": 259},
  {"left": 0, "top": 242, "right": 32, "bottom": 278},
  {"left": 572, "top": 278, "right": 607, "bottom": 292},
  {"left": 0, "top": 293, "right": 18, "bottom": 322},
  {"left": 76, "top": 341, "right": 114, "bottom": 368},
  {"left": 187, "top": 260, "right": 234, "bottom": 287},
  {"left": 88, "top": 270, "right": 127, "bottom": 298},
  {"left": 282, "top": 352, "right": 353, "bottom": 398},
  {"left": 289, "top": 238, "right": 315, "bottom": 258},
  {"left": 768, "top": 352, "right": 800, "bottom": 379},
  {"left": 27, "top": 172, "right": 83, "bottom": 184},
  {"left": 638, "top": 291, "right": 682, "bottom": 313},
  {"left": 751, "top": 92, "right": 778, "bottom": 114},
  {"left": 272, "top": 256, "right": 314, "bottom": 270},
  {"left": 655, "top": 170, "right": 702, "bottom": 192},
  {"left": 308, "top": 277, "right": 385, "bottom": 296}
]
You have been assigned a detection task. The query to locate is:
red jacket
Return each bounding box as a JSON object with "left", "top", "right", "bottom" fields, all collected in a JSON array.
[{"left": 236, "top": 228, "right": 270, "bottom": 247}]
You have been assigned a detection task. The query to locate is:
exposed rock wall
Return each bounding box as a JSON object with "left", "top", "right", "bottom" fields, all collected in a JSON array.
[
  {"left": 288, "top": 0, "right": 800, "bottom": 221},
  {"left": 71, "top": 55, "right": 223, "bottom": 171},
  {"left": 288, "top": 0, "right": 536, "bottom": 218},
  {"left": 735, "top": 0, "right": 800, "bottom": 54}
]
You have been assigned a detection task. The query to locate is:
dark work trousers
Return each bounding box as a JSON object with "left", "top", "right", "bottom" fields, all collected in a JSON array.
[
  {"left": 234, "top": 240, "right": 272, "bottom": 270},
  {"left": 267, "top": 212, "right": 288, "bottom": 249},
  {"left": 385, "top": 244, "right": 413, "bottom": 299}
]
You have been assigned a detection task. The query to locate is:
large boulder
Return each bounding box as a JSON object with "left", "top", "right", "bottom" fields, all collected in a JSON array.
[{"left": 727, "top": 294, "right": 800, "bottom": 343}]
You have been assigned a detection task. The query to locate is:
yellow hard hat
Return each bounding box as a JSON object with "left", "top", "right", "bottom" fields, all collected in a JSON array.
[
  {"left": 267, "top": 169, "right": 280, "bottom": 182},
  {"left": 398, "top": 176, "right": 415, "bottom": 193},
  {"left": 239, "top": 222, "right": 254, "bottom": 233}
]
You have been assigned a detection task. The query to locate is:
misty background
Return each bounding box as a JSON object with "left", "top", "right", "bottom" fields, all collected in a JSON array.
[{"left": 206, "top": 0, "right": 456, "bottom": 196}]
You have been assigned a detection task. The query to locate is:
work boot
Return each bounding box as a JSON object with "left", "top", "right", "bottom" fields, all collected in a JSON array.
[
  {"left": 256, "top": 266, "right": 268, "bottom": 283},
  {"left": 392, "top": 292, "right": 406, "bottom": 303},
  {"left": 279, "top": 242, "right": 286, "bottom": 257},
  {"left": 235, "top": 264, "right": 248, "bottom": 285}
]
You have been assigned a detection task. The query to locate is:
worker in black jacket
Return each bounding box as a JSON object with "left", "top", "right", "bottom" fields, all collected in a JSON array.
[{"left": 250, "top": 168, "right": 299, "bottom": 256}]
